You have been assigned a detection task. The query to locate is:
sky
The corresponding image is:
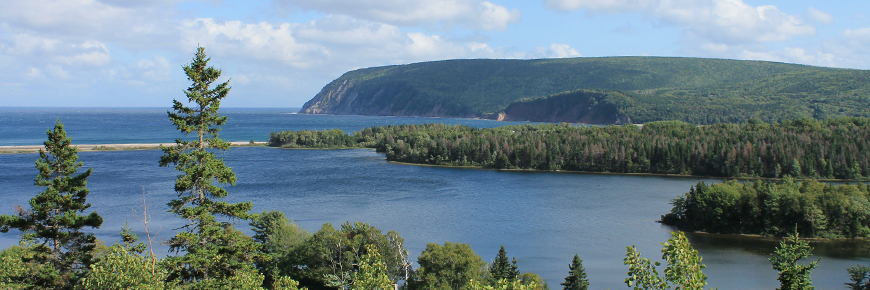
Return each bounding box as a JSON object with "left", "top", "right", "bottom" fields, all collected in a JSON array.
[{"left": 2, "top": 0, "right": 869, "bottom": 108}]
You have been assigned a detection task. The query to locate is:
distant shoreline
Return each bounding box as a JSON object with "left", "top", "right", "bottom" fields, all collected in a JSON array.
[{"left": 0, "top": 141, "right": 268, "bottom": 154}]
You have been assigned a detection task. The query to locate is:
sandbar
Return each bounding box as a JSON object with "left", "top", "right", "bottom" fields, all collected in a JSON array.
[{"left": 0, "top": 141, "right": 267, "bottom": 154}]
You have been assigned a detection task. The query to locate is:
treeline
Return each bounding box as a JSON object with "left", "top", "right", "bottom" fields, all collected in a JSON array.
[
  {"left": 661, "top": 179, "right": 870, "bottom": 238},
  {"left": 270, "top": 117, "right": 870, "bottom": 180},
  {"left": 268, "top": 129, "right": 362, "bottom": 148}
]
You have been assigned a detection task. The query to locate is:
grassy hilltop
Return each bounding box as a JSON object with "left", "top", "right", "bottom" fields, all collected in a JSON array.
[{"left": 299, "top": 57, "right": 870, "bottom": 124}]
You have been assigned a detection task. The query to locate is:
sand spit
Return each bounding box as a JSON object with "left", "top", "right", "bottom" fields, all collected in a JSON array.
[{"left": 0, "top": 141, "right": 267, "bottom": 154}]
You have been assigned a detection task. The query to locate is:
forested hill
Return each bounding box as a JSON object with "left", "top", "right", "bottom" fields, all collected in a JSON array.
[{"left": 299, "top": 57, "right": 870, "bottom": 124}]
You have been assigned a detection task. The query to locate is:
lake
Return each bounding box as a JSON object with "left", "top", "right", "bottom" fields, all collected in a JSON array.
[{"left": 1, "top": 107, "right": 867, "bottom": 289}]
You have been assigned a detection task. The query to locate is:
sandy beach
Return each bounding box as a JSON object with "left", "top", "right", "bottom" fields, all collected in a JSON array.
[{"left": 0, "top": 141, "right": 267, "bottom": 154}]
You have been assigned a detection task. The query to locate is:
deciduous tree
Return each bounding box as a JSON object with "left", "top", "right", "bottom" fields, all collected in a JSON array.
[
  {"left": 624, "top": 231, "right": 711, "bottom": 290},
  {"left": 410, "top": 242, "right": 486, "bottom": 290}
]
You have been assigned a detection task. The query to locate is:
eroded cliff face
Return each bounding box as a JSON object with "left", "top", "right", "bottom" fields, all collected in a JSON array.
[
  {"left": 496, "top": 91, "right": 632, "bottom": 125},
  {"left": 299, "top": 78, "right": 475, "bottom": 118},
  {"left": 299, "top": 64, "right": 632, "bottom": 124},
  {"left": 300, "top": 76, "right": 632, "bottom": 124}
]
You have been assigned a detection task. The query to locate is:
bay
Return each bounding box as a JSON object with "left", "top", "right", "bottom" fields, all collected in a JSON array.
[
  {"left": 0, "top": 108, "right": 867, "bottom": 289},
  {"left": 0, "top": 107, "right": 538, "bottom": 146}
]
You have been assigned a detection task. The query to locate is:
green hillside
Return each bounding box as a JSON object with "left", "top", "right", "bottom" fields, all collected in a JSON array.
[{"left": 299, "top": 57, "right": 870, "bottom": 124}]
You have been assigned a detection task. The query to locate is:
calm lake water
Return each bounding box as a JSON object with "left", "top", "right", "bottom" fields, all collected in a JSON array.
[{"left": 1, "top": 107, "right": 867, "bottom": 289}]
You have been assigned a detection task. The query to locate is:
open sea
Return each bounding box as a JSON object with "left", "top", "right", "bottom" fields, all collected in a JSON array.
[{"left": 1, "top": 107, "right": 867, "bottom": 289}]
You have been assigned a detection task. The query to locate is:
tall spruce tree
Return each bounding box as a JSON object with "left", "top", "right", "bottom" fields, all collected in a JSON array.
[
  {"left": 769, "top": 233, "right": 818, "bottom": 290},
  {"left": 159, "top": 46, "right": 262, "bottom": 287},
  {"left": 0, "top": 120, "right": 103, "bottom": 288},
  {"left": 561, "top": 254, "right": 589, "bottom": 290},
  {"left": 490, "top": 246, "right": 520, "bottom": 283}
]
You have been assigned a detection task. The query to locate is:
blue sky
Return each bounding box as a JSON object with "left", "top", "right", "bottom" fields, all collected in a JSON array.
[{"left": 2, "top": 0, "right": 869, "bottom": 108}]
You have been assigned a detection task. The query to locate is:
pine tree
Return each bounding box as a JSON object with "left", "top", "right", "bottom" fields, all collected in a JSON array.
[
  {"left": 770, "top": 233, "right": 817, "bottom": 290},
  {"left": 159, "top": 46, "right": 262, "bottom": 287},
  {"left": 846, "top": 264, "right": 870, "bottom": 290},
  {"left": 0, "top": 120, "right": 103, "bottom": 288},
  {"left": 561, "top": 254, "right": 589, "bottom": 290},
  {"left": 490, "top": 246, "right": 519, "bottom": 283}
]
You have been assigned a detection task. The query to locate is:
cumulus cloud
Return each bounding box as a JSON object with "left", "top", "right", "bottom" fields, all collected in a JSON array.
[
  {"left": 181, "top": 18, "right": 328, "bottom": 69},
  {"left": 0, "top": 0, "right": 177, "bottom": 47},
  {"left": 180, "top": 16, "right": 511, "bottom": 72},
  {"left": 545, "top": 0, "right": 815, "bottom": 44},
  {"left": 275, "top": 0, "right": 521, "bottom": 30}
]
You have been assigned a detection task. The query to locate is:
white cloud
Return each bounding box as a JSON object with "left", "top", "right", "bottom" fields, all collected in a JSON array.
[
  {"left": 180, "top": 16, "right": 512, "bottom": 72},
  {"left": 525, "top": 44, "right": 582, "bottom": 59},
  {"left": 545, "top": 0, "right": 815, "bottom": 44},
  {"left": 181, "top": 18, "right": 328, "bottom": 69},
  {"left": 57, "top": 41, "right": 111, "bottom": 66},
  {"left": 275, "top": 0, "right": 521, "bottom": 30},
  {"left": 0, "top": 0, "right": 178, "bottom": 49},
  {"left": 807, "top": 6, "right": 834, "bottom": 25},
  {"left": 844, "top": 27, "right": 870, "bottom": 47}
]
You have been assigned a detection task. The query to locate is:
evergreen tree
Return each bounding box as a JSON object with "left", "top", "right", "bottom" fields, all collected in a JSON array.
[
  {"left": 561, "top": 254, "right": 589, "bottom": 290},
  {"left": 490, "top": 246, "right": 519, "bottom": 283},
  {"left": 159, "top": 46, "right": 262, "bottom": 287},
  {"left": 0, "top": 120, "right": 103, "bottom": 288},
  {"left": 846, "top": 265, "right": 870, "bottom": 290},
  {"left": 769, "top": 233, "right": 817, "bottom": 290}
]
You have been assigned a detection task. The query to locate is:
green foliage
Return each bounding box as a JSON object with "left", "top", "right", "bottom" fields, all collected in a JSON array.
[
  {"left": 273, "top": 117, "right": 870, "bottom": 181},
  {"left": 561, "top": 254, "right": 589, "bottom": 290},
  {"left": 0, "top": 120, "right": 103, "bottom": 289},
  {"left": 624, "top": 232, "right": 712, "bottom": 290},
  {"left": 159, "top": 46, "right": 262, "bottom": 288},
  {"left": 518, "top": 273, "right": 546, "bottom": 290},
  {"left": 624, "top": 246, "right": 666, "bottom": 290},
  {"left": 662, "top": 179, "right": 870, "bottom": 238},
  {"left": 410, "top": 242, "right": 487, "bottom": 290},
  {"left": 250, "top": 211, "right": 312, "bottom": 288},
  {"left": 269, "top": 129, "right": 363, "bottom": 148},
  {"left": 466, "top": 278, "right": 541, "bottom": 290},
  {"left": 489, "top": 246, "right": 520, "bottom": 283},
  {"left": 661, "top": 232, "right": 708, "bottom": 289},
  {"left": 846, "top": 264, "right": 870, "bottom": 290},
  {"left": 301, "top": 57, "right": 870, "bottom": 124},
  {"left": 0, "top": 244, "right": 59, "bottom": 289},
  {"left": 77, "top": 245, "right": 168, "bottom": 290},
  {"left": 769, "top": 233, "right": 817, "bottom": 290},
  {"left": 300, "top": 221, "right": 408, "bottom": 289},
  {"left": 351, "top": 245, "right": 393, "bottom": 290}
]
